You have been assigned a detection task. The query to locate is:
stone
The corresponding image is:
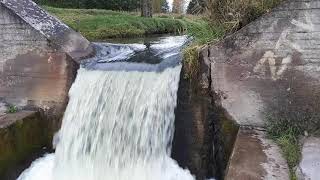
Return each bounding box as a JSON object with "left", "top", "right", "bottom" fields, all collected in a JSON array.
[
  {"left": 225, "top": 128, "right": 290, "bottom": 180},
  {"left": 296, "top": 137, "right": 320, "bottom": 180},
  {"left": 201, "top": 0, "right": 320, "bottom": 127}
]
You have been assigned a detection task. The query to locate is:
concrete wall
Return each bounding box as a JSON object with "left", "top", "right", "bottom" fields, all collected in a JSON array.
[
  {"left": 0, "top": 1, "right": 92, "bottom": 177},
  {"left": 199, "top": 0, "right": 320, "bottom": 179},
  {"left": 0, "top": 4, "right": 78, "bottom": 116},
  {"left": 201, "top": 0, "right": 320, "bottom": 128}
]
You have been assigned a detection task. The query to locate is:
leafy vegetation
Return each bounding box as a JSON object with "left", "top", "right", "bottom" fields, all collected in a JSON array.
[
  {"left": 206, "top": 0, "right": 283, "bottom": 32},
  {"left": 266, "top": 94, "right": 320, "bottom": 180},
  {"left": 35, "top": 0, "right": 168, "bottom": 13},
  {"left": 6, "top": 105, "right": 18, "bottom": 114},
  {"left": 35, "top": 0, "right": 141, "bottom": 11}
]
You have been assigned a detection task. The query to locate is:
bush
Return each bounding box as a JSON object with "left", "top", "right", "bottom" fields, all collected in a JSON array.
[
  {"left": 206, "top": 0, "right": 283, "bottom": 32},
  {"left": 7, "top": 105, "right": 18, "bottom": 114}
]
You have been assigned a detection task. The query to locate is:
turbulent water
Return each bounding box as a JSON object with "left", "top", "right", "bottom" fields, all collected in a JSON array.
[{"left": 17, "top": 36, "right": 195, "bottom": 180}]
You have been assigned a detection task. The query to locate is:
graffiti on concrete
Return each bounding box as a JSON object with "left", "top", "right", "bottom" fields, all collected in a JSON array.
[
  {"left": 253, "top": 51, "right": 292, "bottom": 81},
  {"left": 254, "top": 2, "right": 313, "bottom": 81}
]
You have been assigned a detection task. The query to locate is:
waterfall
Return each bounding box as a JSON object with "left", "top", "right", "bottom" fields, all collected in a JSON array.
[{"left": 18, "top": 60, "right": 194, "bottom": 180}]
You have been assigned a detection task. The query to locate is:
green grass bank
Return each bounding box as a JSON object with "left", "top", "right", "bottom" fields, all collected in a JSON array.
[{"left": 45, "top": 6, "right": 224, "bottom": 43}]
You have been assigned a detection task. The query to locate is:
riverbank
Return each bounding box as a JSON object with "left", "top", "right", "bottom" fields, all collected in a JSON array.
[{"left": 45, "top": 6, "right": 224, "bottom": 43}]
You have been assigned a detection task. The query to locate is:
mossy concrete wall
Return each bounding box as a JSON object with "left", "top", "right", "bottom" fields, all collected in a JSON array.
[
  {"left": 0, "top": 0, "right": 93, "bottom": 178},
  {"left": 0, "top": 111, "right": 49, "bottom": 179}
]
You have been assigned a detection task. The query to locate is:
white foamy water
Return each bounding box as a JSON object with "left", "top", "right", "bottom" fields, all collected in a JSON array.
[{"left": 17, "top": 65, "right": 195, "bottom": 180}]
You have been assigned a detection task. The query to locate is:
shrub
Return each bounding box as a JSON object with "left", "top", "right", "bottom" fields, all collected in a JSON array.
[
  {"left": 7, "top": 105, "right": 18, "bottom": 114},
  {"left": 206, "top": 0, "right": 283, "bottom": 32}
]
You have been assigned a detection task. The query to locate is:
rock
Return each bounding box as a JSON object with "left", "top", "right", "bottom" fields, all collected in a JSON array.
[
  {"left": 296, "top": 137, "right": 320, "bottom": 180},
  {"left": 225, "top": 128, "right": 289, "bottom": 180}
]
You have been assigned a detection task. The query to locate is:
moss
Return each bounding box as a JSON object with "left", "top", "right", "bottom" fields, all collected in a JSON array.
[{"left": 0, "top": 112, "right": 49, "bottom": 177}]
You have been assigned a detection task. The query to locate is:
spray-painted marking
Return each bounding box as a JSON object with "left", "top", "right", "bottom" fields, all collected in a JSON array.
[
  {"left": 254, "top": 2, "right": 312, "bottom": 81},
  {"left": 254, "top": 51, "right": 292, "bottom": 81}
]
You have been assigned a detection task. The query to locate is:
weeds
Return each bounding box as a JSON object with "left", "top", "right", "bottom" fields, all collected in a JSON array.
[
  {"left": 7, "top": 105, "right": 18, "bottom": 114},
  {"left": 266, "top": 114, "right": 303, "bottom": 180},
  {"left": 183, "top": 45, "right": 200, "bottom": 80},
  {"left": 206, "top": 0, "right": 283, "bottom": 32}
]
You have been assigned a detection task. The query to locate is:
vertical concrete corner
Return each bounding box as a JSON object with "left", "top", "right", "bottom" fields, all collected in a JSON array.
[{"left": 225, "top": 128, "right": 290, "bottom": 180}]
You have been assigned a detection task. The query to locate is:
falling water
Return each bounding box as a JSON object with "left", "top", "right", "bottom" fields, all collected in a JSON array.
[{"left": 17, "top": 36, "right": 195, "bottom": 180}]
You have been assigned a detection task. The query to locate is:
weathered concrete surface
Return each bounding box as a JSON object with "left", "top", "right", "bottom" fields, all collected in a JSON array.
[
  {"left": 296, "top": 137, "right": 320, "bottom": 180},
  {"left": 174, "top": 50, "right": 239, "bottom": 179},
  {"left": 0, "top": 111, "right": 49, "bottom": 179},
  {"left": 0, "top": 102, "right": 7, "bottom": 116},
  {"left": 0, "top": 0, "right": 93, "bottom": 61},
  {"left": 202, "top": 0, "right": 320, "bottom": 127},
  {"left": 0, "top": 1, "right": 91, "bottom": 176},
  {"left": 0, "top": 1, "right": 88, "bottom": 116},
  {"left": 225, "top": 128, "right": 290, "bottom": 180},
  {"left": 173, "top": 64, "right": 216, "bottom": 179}
]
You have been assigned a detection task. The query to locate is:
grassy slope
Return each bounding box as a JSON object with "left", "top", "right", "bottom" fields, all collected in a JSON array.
[{"left": 45, "top": 6, "right": 224, "bottom": 43}]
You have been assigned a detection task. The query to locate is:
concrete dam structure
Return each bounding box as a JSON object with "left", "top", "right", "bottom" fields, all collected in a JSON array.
[
  {"left": 0, "top": 0, "right": 92, "bottom": 178},
  {"left": 200, "top": 0, "right": 320, "bottom": 179},
  {"left": 0, "top": 0, "right": 319, "bottom": 180}
]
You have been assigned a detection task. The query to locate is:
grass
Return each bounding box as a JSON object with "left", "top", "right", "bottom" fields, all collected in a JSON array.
[
  {"left": 44, "top": 6, "right": 224, "bottom": 42},
  {"left": 267, "top": 116, "right": 302, "bottom": 180}
]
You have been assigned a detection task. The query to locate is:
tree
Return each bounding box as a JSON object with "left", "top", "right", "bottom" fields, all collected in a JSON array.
[
  {"left": 187, "top": 0, "right": 206, "bottom": 14},
  {"left": 153, "top": 0, "right": 161, "bottom": 13},
  {"left": 141, "top": 0, "right": 153, "bottom": 17},
  {"left": 161, "top": 0, "right": 170, "bottom": 13},
  {"left": 172, "top": 0, "right": 184, "bottom": 14}
]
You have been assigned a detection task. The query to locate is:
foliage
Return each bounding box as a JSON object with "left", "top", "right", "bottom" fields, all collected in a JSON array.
[
  {"left": 267, "top": 123, "right": 301, "bottom": 180},
  {"left": 206, "top": 0, "right": 283, "bottom": 32},
  {"left": 265, "top": 92, "right": 320, "bottom": 180},
  {"left": 187, "top": 0, "right": 206, "bottom": 15},
  {"left": 172, "top": 0, "right": 184, "bottom": 14},
  {"left": 161, "top": 0, "right": 170, "bottom": 13},
  {"left": 6, "top": 105, "right": 18, "bottom": 114},
  {"left": 183, "top": 46, "right": 200, "bottom": 80},
  {"left": 182, "top": 22, "right": 223, "bottom": 79},
  {"left": 34, "top": 0, "right": 141, "bottom": 11}
]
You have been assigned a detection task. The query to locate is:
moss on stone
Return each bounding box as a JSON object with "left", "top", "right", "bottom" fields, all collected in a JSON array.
[{"left": 0, "top": 111, "right": 49, "bottom": 177}]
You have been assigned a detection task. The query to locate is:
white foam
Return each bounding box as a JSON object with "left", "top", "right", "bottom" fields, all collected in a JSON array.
[{"left": 18, "top": 66, "right": 195, "bottom": 180}]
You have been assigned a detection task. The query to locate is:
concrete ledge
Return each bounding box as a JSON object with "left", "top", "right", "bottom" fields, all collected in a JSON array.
[
  {"left": 296, "top": 137, "right": 320, "bottom": 180},
  {"left": 0, "top": 111, "right": 49, "bottom": 178},
  {"left": 225, "top": 128, "right": 289, "bottom": 180}
]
